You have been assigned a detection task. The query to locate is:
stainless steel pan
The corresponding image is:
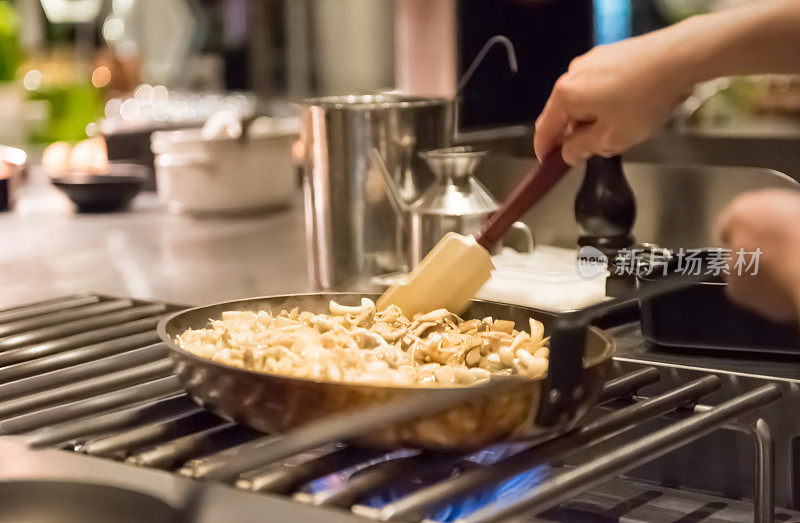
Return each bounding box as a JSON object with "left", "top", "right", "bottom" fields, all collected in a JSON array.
[{"left": 157, "top": 293, "right": 614, "bottom": 451}]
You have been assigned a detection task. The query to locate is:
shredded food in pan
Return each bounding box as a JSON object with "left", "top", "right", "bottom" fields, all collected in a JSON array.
[{"left": 175, "top": 298, "right": 549, "bottom": 386}]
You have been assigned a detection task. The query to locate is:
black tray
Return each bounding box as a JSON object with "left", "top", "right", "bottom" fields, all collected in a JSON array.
[{"left": 637, "top": 267, "right": 800, "bottom": 354}]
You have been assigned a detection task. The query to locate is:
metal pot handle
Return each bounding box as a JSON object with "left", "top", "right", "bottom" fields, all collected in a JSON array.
[
  {"left": 536, "top": 272, "right": 708, "bottom": 431},
  {"left": 504, "top": 221, "right": 535, "bottom": 253},
  {"left": 156, "top": 153, "right": 215, "bottom": 174}
]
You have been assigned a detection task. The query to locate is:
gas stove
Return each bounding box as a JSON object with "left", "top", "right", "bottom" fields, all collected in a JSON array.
[{"left": 0, "top": 293, "right": 799, "bottom": 522}]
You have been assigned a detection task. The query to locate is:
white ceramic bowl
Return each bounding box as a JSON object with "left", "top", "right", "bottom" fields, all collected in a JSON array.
[{"left": 151, "top": 119, "right": 298, "bottom": 215}]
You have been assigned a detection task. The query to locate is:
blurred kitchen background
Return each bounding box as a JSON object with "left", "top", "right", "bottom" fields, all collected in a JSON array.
[
  {"left": 1, "top": 0, "right": 797, "bottom": 154},
  {"left": 0, "top": 0, "right": 798, "bottom": 306}
]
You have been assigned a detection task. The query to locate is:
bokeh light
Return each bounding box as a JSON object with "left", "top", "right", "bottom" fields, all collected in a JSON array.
[
  {"left": 102, "top": 17, "right": 125, "bottom": 41},
  {"left": 91, "top": 66, "right": 112, "bottom": 88},
  {"left": 22, "top": 70, "right": 42, "bottom": 91}
]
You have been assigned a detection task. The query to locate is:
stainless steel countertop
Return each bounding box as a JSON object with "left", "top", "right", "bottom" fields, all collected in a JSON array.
[{"left": 0, "top": 172, "right": 310, "bottom": 309}]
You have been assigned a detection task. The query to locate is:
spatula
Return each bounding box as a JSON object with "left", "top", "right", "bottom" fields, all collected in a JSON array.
[{"left": 377, "top": 147, "right": 570, "bottom": 316}]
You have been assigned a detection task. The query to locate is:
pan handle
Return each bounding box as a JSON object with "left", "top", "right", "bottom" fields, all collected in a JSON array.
[{"left": 535, "top": 272, "right": 706, "bottom": 429}]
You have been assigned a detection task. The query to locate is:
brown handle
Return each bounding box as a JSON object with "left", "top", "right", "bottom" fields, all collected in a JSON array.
[{"left": 476, "top": 146, "right": 570, "bottom": 251}]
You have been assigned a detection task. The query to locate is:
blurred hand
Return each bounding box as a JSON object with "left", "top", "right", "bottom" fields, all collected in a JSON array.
[
  {"left": 716, "top": 190, "right": 800, "bottom": 323},
  {"left": 534, "top": 25, "right": 697, "bottom": 165}
]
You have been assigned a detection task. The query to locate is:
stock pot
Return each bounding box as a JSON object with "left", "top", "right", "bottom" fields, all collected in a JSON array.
[{"left": 299, "top": 95, "right": 454, "bottom": 289}]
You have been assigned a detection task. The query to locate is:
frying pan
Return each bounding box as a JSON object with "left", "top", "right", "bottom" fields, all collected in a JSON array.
[{"left": 157, "top": 293, "right": 614, "bottom": 451}]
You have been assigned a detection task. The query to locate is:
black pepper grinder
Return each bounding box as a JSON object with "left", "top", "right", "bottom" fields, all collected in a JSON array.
[{"left": 575, "top": 155, "right": 637, "bottom": 297}]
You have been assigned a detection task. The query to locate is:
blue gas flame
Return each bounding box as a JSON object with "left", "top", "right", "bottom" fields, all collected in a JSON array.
[{"left": 300, "top": 442, "right": 549, "bottom": 522}]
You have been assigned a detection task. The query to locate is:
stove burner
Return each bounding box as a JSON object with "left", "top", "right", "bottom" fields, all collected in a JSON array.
[
  {"left": 302, "top": 449, "right": 418, "bottom": 499},
  {"left": 300, "top": 442, "right": 549, "bottom": 522},
  {"left": 363, "top": 464, "right": 550, "bottom": 522}
]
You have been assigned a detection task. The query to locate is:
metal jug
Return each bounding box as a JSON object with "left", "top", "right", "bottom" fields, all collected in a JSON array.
[{"left": 376, "top": 146, "right": 534, "bottom": 267}]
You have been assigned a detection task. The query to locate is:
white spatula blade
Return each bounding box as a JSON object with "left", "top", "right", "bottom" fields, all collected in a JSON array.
[{"left": 377, "top": 232, "right": 494, "bottom": 317}]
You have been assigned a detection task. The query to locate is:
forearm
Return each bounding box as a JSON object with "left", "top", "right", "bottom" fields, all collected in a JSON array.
[
  {"left": 533, "top": 0, "right": 800, "bottom": 164},
  {"left": 681, "top": 0, "right": 800, "bottom": 83}
]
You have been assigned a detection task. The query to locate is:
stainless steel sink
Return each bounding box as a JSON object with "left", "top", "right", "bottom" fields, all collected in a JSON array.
[{"left": 474, "top": 155, "right": 799, "bottom": 250}]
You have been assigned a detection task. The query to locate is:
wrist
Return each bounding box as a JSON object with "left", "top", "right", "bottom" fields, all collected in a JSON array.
[
  {"left": 673, "top": 0, "right": 800, "bottom": 84},
  {"left": 669, "top": 14, "right": 721, "bottom": 88}
]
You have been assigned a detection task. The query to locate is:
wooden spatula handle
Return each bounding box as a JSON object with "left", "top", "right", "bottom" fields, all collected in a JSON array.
[{"left": 476, "top": 146, "right": 570, "bottom": 251}]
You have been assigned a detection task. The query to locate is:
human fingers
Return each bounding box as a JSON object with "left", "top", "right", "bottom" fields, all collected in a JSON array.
[
  {"left": 533, "top": 91, "right": 571, "bottom": 162},
  {"left": 560, "top": 122, "right": 607, "bottom": 165}
]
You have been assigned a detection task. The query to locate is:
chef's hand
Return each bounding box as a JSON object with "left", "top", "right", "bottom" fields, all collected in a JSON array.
[
  {"left": 534, "top": 0, "right": 800, "bottom": 165},
  {"left": 716, "top": 190, "right": 800, "bottom": 323},
  {"left": 534, "top": 26, "right": 698, "bottom": 165}
]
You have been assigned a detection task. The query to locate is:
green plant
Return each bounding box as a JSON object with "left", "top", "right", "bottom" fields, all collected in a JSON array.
[{"left": 0, "top": 1, "right": 21, "bottom": 83}]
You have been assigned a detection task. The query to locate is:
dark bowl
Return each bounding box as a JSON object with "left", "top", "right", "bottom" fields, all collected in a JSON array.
[{"left": 51, "top": 164, "right": 146, "bottom": 213}]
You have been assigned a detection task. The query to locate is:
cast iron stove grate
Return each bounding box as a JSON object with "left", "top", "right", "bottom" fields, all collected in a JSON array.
[{"left": 0, "top": 293, "right": 794, "bottom": 522}]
